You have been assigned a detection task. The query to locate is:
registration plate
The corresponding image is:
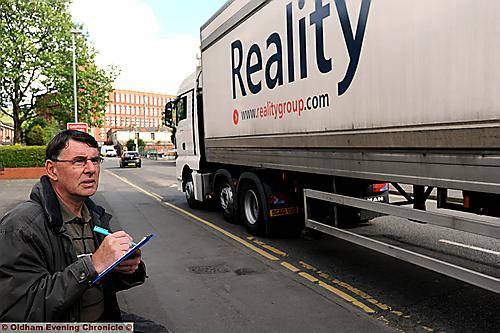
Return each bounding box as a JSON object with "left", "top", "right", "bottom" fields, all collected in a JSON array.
[{"left": 269, "top": 207, "right": 299, "bottom": 217}]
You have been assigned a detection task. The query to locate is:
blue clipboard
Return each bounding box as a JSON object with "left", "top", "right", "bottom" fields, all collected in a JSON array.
[{"left": 92, "top": 234, "right": 155, "bottom": 284}]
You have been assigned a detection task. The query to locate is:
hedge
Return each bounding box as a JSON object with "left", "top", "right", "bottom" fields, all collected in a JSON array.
[{"left": 0, "top": 145, "right": 46, "bottom": 168}]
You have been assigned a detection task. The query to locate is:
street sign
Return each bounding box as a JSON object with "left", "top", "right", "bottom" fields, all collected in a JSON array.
[{"left": 66, "top": 122, "right": 88, "bottom": 132}]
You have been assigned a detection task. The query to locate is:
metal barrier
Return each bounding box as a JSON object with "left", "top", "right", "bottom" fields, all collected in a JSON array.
[{"left": 303, "top": 188, "right": 500, "bottom": 293}]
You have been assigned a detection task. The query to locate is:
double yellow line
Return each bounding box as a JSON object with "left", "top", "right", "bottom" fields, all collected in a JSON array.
[{"left": 106, "top": 170, "right": 376, "bottom": 314}]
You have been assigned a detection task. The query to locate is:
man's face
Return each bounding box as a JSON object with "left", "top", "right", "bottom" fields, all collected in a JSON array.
[{"left": 47, "top": 139, "right": 101, "bottom": 200}]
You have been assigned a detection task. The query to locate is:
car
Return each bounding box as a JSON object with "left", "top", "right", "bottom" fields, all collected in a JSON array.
[
  {"left": 120, "top": 151, "right": 141, "bottom": 168},
  {"left": 101, "top": 145, "right": 117, "bottom": 157}
]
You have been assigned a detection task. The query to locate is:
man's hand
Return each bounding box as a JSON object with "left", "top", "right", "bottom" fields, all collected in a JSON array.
[
  {"left": 114, "top": 249, "right": 142, "bottom": 275},
  {"left": 91, "top": 231, "right": 132, "bottom": 274}
]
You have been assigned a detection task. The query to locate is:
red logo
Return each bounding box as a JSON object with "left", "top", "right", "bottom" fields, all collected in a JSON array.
[{"left": 232, "top": 109, "right": 239, "bottom": 125}]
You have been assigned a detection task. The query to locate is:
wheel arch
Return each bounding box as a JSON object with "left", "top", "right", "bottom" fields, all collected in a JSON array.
[
  {"left": 214, "top": 169, "right": 234, "bottom": 192},
  {"left": 237, "top": 171, "right": 271, "bottom": 233},
  {"left": 181, "top": 165, "right": 193, "bottom": 191}
]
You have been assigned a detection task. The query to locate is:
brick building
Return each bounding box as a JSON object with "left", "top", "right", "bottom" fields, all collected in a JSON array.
[
  {"left": 0, "top": 122, "right": 14, "bottom": 145},
  {"left": 91, "top": 89, "right": 175, "bottom": 144}
]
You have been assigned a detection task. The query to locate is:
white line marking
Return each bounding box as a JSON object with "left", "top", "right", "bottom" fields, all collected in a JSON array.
[
  {"left": 439, "top": 239, "right": 500, "bottom": 256},
  {"left": 170, "top": 184, "right": 177, "bottom": 188}
]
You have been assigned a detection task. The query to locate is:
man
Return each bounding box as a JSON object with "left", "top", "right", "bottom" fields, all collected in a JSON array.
[{"left": 0, "top": 130, "right": 146, "bottom": 321}]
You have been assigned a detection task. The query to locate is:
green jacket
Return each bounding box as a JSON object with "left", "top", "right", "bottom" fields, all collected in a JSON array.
[{"left": 0, "top": 176, "right": 146, "bottom": 321}]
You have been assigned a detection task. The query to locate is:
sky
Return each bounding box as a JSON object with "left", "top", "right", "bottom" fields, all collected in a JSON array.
[{"left": 70, "top": 0, "right": 227, "bottom": 95}]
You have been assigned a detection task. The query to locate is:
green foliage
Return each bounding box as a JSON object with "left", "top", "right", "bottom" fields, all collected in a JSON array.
[
  {"left": 23, "top": 117, "right": 47, "bottom": 132},
  {"left": 47, "top": 45, "right": 119, "bottom": 127},
  {"left": 125, "top": 139, "right": 145, "bottom": 151},
  {"left": 22, "top": 117, "right": 62, "bottom": 145},
  {"left": 42, "top": 119, "right": 62, "bottom": 144},
  {"left": 0, "top": 0, "right": 118, "bottom": 143},
  {"left": 0, "top": 145, "right": 45, "bottom": 168},
  {"left": 25, "top": 124, "right": 45, "bottom": 145}
]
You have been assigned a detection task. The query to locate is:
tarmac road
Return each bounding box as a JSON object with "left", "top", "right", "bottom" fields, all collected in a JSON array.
[
  {"left": 1, "top": 157, "right": 498, "bottom": 332},
  {"left": 104, "top": 157, "right": 500, "bottom": 333}
]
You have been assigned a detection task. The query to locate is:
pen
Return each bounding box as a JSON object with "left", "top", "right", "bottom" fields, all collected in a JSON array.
[{"left": 93, "top": 226, "right": 137, "bottom": 246}]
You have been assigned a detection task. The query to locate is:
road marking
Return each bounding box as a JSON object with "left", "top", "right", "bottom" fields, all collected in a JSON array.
[
  {"left": 281, "top": 261, "right": 300, "bottom": 273},
  {"left": 163, "top": 201, "right": 280, "bottom": 261},
  {"left": 106, "top": 170, "right": 378, "bottom": 316},
  {"left": 298, "top": 272, "right": 319, "bottom": 283},
  {"left": 318, "top": 281, "right": 375, "bottom": 314},
  {"left": 439, "top": 239, "right": 500, "bottom": 256},
  {"left": 106, "top": 170, "right": 279, "bottom": 262},
  {"left": 248, "top": 237, "right": 288, "bottom": 257},
  {"left": 299, "top": 262, "right": 391, "bottom": 311},
  {"left": 170, "top": 184, "right": 177, "bottom": 188},
  {"left": 299, "top": 261, "right": 317, "bottom": 271}
]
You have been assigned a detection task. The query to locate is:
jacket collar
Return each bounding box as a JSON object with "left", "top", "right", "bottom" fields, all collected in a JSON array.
[{"left": 30, "top": 175, "right": 111, "bottom": 233}]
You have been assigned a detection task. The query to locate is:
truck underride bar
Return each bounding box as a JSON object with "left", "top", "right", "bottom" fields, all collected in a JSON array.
[{"left": 303, "top": 189, "right": 500, "bottom": 294}]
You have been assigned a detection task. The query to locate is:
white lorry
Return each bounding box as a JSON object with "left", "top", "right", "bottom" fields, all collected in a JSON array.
[{"left": 165, "top": 0, "right": 499, "bottom": 293}]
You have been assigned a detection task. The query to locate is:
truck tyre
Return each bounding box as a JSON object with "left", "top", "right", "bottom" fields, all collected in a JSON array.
[
  {"left": 185, "top": 176, "right": 201, "bottom": 209},
  {"left": 239, "top": 182, "right": 265, "bottom": 235},
  {"left": 217, "top": 179, "right": 236, "bottom": 223}
]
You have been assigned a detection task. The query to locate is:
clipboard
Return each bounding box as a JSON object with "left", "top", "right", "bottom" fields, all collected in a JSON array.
[{"left": 92, "top": 234, "right": 155, "bottom": 284}]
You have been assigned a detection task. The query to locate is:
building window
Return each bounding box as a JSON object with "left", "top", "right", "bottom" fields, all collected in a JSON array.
[{"left": 151, "top": 133, "right": 155, "bottom": 140}]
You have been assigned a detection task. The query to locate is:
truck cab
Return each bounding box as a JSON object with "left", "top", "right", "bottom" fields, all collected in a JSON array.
[{"left": 165, "top": 68, "right": 206, "bottom": 205}]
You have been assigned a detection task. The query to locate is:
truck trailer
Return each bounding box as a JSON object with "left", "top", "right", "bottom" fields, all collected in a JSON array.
[{"left": 165, "top": 0, "right": 500, "bottom": 293}]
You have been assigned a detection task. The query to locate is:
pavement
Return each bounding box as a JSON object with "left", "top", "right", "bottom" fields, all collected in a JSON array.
[{"left": 0, "top": 176, "right": 397, "bottom": 333}]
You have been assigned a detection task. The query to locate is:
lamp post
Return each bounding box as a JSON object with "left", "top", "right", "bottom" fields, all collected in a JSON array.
[{"left": 71, "top": 30, "right": 82, "bottom": 123}]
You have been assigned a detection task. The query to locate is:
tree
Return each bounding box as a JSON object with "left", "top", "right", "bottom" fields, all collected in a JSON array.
[
  {"left": 125, "top": 139, "right": 145, "bottom": 151},
  {"left": 46, "top": 42, "right": 118, "bottom": 128},
  {"left": 25, "top": 124, "right": 44, "bottom": 146},
  {"left": 0, "top": 0, "right": 117, "bottom": 143},
  {"left": 42, "top": 119, "right": 63, "bottom": 143}
]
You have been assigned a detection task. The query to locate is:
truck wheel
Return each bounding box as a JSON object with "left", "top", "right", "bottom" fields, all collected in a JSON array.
[
  {"left": 185, "top": 176, "right": 201, "bottom": 209},
  {"left": 239, "top": 182, "right": 265, "bottom": 235},
  {"left": 218, "top": 179, "right": 236, "bottom": 223}
]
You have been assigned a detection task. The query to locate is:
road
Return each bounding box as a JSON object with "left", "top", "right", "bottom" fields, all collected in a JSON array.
[
  {"left": 105, "top": 157, "right": 499, "bottom": 333},
  {"left": 97, "top": 158, "right": 394, "bottom": 333},
  {"left": 1, "top": 158, "right": 498, "bottom": 333}
]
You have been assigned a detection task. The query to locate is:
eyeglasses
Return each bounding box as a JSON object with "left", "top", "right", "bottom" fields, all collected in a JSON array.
[{"left": 53, "top": 156, "right": 104, "bottom": 168}]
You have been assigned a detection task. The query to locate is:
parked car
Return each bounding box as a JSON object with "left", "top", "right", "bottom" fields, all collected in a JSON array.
[
  {"left": 101, "top": 145, "right": 117, "bottom": 157},
  {"left": 120, "top": 151, "right": 141, "bottom": 168}
]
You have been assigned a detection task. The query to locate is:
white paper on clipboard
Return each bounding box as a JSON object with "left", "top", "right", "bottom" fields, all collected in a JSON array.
[{"left": 92, "top": 234, "right": 154, "bottom": 284}]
